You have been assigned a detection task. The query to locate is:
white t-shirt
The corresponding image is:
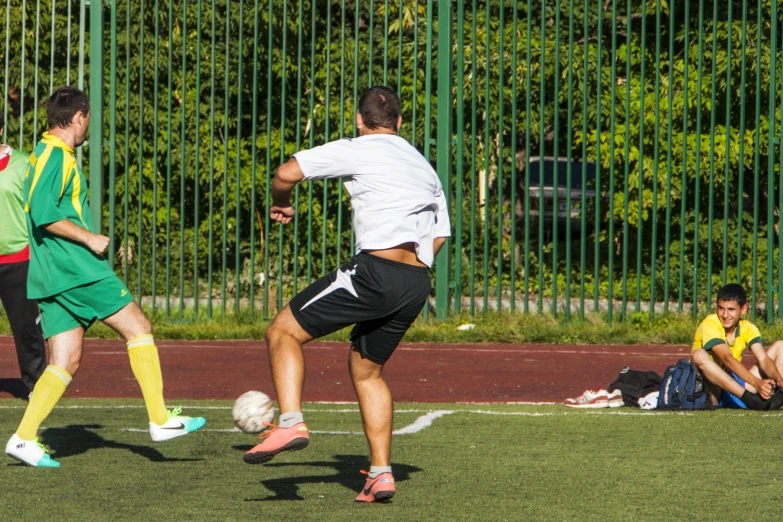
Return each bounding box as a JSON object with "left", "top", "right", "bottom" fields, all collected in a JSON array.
[{"left": 293, "top": 134, "right": 450, "bottom": 268}]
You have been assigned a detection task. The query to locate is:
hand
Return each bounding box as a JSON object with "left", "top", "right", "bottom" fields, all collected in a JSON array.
[
  {"left": 756, "top": 378, "right": 776, "bottom": 400},
  {"left": 87, "top": 233, "right": 110, "bottom": 255},
  {"left": 270, "top": 202, "right": 295, "bottom": 225}
]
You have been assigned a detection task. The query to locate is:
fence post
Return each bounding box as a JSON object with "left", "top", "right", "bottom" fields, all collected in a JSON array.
[
  {"left": 770, "top": 0, "right": 779, "bottom": 320},
  {"left": 435, "top": 0, "right": 453, "bottom": 320},
  {"left": 88, "top": 0, "right": 103, "bottom": 234}
]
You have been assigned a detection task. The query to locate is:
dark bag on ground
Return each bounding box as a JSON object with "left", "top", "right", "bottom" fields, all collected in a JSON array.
[
  {"left": 608, "top": 368, "right": 662, "bottom": 406},
  {"left": 656, "top": 359, "right": 712, "bottom": 410}
]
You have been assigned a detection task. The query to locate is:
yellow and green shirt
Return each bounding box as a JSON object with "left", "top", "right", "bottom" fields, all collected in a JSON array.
[
  {"left": 23, "top": 132, "right": 113, "bottom": 298},
  {"left": 692, "top": 313, "right": 763, "bottom": 363}
]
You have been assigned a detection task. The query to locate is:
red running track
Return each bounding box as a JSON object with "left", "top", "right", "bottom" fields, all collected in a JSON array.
[{"left": 0, "top": 336, "right": 693, "bottom": 403}]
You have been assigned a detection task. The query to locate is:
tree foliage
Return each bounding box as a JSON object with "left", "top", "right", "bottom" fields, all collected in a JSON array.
[{"left": 1, "top": 0, "right": 781, "bottom": 318}]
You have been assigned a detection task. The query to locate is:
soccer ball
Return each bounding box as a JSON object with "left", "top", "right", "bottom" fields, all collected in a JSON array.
[{"left": 232, "top": 391, "right": 275, "bottom": 433}]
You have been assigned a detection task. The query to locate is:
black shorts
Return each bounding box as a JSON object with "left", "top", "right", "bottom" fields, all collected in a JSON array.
[{"left": 289, "top": 253, "right": 431, "bottom": 364}]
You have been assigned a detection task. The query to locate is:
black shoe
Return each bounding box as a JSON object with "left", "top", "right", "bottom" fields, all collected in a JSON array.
[
  {"left": 740, "top": 390, "right": 768, "bottom": 410},
  {"left": 766, "top": 388, "right": 783, "bottom": 411}
]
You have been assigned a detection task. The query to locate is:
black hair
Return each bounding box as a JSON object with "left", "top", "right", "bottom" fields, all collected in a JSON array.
[
  {"left": 357, "top": 86, "right": 400, "bottom": 131},
  {"left": 716, "top": 283, "right": 747, "bottom": 307},
  {"left": 46, "top": 87, "right": 90, "bottom": 129}
]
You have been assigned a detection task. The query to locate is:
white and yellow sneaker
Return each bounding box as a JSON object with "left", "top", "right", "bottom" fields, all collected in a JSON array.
[
  {"left": 5, "top": 433, "right": 60, "bottom": 467},
  {"left": 149, "top": 407, "right": 207, "bottom": 442}
]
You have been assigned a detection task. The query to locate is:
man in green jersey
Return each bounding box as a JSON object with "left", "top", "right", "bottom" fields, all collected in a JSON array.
[
  {"left": 5, "top": 87, "right": 205, "bottom": 468},
  {"left": 0, "top": 111, "right": 46, "bottom": 398}
]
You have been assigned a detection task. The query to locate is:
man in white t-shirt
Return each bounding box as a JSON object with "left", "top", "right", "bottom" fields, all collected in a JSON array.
[{"left": 243, "top": 86, "right": 451, "bottom": 503}]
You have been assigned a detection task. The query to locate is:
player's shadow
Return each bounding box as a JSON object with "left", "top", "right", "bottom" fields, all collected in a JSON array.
[
  {"left": 39, "top": 425, "right": 204, "bottom": 463},
  {"left": 243, "top": 454, "right": 423, "bottom": 502},
  {"left": 0, "top": 378, "right": 29, "bottom": 399}
]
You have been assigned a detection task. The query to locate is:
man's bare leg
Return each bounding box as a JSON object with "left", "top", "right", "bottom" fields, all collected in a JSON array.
[
  {"left": 691, "top": 349, "right": 747, "bottom": 396},
  {"left": 103, "top": 300, "right": 206, "bottom": 437},
  {"left": 48, "top": 327, "right": 85, "bottom": 376},
  {"left": 265, "top": 305, "right": 313, "bottom": 414},
  {"left": 103, "top": 301, "right": 167, "bottom": 426},
  {"left": 349, "top": 347, "right": 392, "bottom": 467},
  {"left": 759, "top": 341, "right": 783, "bottom": 378},
  {"left": 243, "top": 306, "right": 313, "bottom": 464},
  {"left": 101, "top": 301, "right": 151, "bottom": 340},
  {"left": 748, "top": 342, "right": 783, "bottom": 387},
  {"left": 691, "top": 348, "right": 779, "bottom": 410},
  {"left": 349, "top": 347, "right": 397, "bottom": 502},
  {"left": 10, "top": 327, "right": 83, "bottom": 461}
]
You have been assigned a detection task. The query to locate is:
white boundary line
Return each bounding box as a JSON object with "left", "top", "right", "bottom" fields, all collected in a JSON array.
[
  {"left": 392, "top": 410, "right": 454, "bottom": 434},
  {"left": 7, "top": 403, "right": 783, "bottom": 422},
  {"left": 119, "top": 411, "right": 458, "bottom": 436},
  {"left": 30, "top": 405, "right": 783, "bottom": 442}
]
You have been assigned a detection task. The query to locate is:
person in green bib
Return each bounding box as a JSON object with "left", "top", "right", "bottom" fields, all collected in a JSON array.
[
  {"left": 0, "top": 111, "right": 46, "bottom": 398},
  {"left": 5, "top": 87, "right": 205, "bottom": 468}
]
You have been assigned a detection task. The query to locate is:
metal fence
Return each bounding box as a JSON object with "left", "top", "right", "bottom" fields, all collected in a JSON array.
[{"left": 2, "top": 1, "right": 783, "bottom": 323}]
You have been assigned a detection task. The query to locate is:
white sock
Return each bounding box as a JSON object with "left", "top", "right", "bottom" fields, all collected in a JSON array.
[
  {"left": 279, "top": 412, "right": 304, "bottom": 428},
  {"left": 368, "top": 466, "right": 392, "bottom": 478}
]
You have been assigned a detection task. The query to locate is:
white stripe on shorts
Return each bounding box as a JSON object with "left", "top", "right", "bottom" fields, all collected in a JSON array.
[{"left": 300, "top": 265, "right": 358, "bottom": 311}]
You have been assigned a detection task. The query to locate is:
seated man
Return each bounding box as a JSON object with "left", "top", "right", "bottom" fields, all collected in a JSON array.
[{"left": 691, "top": 283, "right": 783, "bottom": 410}]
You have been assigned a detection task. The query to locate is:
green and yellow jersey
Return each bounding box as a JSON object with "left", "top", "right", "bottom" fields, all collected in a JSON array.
[
  {"left": 23, "top": 132, "right": 114, "bottom": 299},
  {"left": 692, "top": 313, "right": 763, "bottom": 363}
]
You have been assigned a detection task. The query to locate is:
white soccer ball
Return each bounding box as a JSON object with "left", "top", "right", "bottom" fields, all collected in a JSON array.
[{"left": 232, "top": 391, "right": 275, "bottom": 434}]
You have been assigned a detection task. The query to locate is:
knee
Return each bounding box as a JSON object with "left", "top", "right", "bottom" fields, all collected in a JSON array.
[
  {"left": 141, "top": 315, "right": 152, "bottom": 335},
  {"left": 264, "top": 308, "right": 301, "bottom": 345},
  {"left": 55, "top": 353, "right": 81, "bottom": 377},
  {"left": 264, "top": 319, "right": 278, "bottom": 344},
  {"left": 691, "top": 349, "right": 710, "bottom": 369},
  {"left": 767, "top": 341, "right": 783, "bottom": 358},
  {"left": 121, "top": 303, "right": 152, "bottom": 339},
  {"left": 134, "top": 314, "right": 152, "bottom": 337},
  {"left": 121, "top": 314, "right": 152, "bottom": 341},
  {"left": 349, "top": 348, "right": 384, "bottom": 383},
  {"left": 264, "top": 317, "right": 287, "bottom": 348},
  {"left": 65, "top": 360, "right": 80, "bottom": 376}
]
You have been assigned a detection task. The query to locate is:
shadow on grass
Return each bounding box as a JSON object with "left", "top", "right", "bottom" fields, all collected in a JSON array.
[
  {"left": 0, "top": 378, "right": 29, "bottom": 400},
  {"left": 242, "top": 453, "right": 422, "bottom": 501},
  {"left": 41, "top": 425, "right": 204, "bottom": 463}
]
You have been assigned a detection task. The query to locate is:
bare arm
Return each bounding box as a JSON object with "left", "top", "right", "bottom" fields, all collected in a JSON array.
[
  {"left": 749, "top": 342, "right": 783, "bottom": 390},
  {"left": 713, "top": 344, "right": 774, "bottom": 398},
  {"left": 44, "top": 219, "right": 109, "bottom": 255},
  {"left": 433, "top": 236, "right": 447, "bottom": 257},
  {"left": 269, "top": 158, "right": 305, "bottom": 225}
]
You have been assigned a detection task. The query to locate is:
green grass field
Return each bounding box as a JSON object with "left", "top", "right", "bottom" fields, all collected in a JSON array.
[{"left": 2, "top": 399, "right": 782, "bottom": 521}]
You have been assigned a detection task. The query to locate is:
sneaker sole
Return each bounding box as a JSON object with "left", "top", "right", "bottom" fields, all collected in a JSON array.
[
  {"left": 243, "top": 437, "right": 309, "bottom": 465},
  {"left": 373, "top": 490, "right": 396, "bottom": 502},
  {"left": 151, "top": 418, "right": 207, "bottom": 442},
  {"left": 151, "top": 429, "right": 198, "bottom": 442},
  {"left": 563, "top": 402, "right": 609, "bottom": 408},
  {"left": 607, "top": 400, "right": 624, "bottom": 408},
  {"left": 6, "top": 453, "right": 32, "bottom": 466},
  {"left": 357, "top": 490, "right": 396, "bottom": 503},
  {"left": 6, "top": 452, "right": 60, "bottom": 468}
]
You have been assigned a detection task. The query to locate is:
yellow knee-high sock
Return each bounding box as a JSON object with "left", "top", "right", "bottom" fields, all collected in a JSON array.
[
  {"left": 17, "top": 365, "right": 71, "bottom": 440},
  {"left": 127, "top": 335, "right": 168, "bottom": 425}
]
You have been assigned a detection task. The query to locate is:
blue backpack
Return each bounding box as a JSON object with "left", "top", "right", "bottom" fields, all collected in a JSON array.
[{"left": 656, "top": 359, "right": 713, "bottom": 410}]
